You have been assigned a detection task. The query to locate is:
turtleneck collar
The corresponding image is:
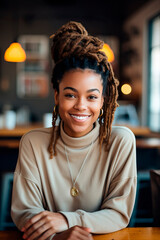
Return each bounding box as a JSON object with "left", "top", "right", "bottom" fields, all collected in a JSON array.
[{"left": 60, "top": 121, "right": 100, "bottom": 149}]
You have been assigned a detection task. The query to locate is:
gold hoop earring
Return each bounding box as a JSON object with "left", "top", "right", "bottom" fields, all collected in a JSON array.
[
  {"left": 52, "top": 105, "right": 58, "bottom": 123},
  {"left": 99, "top": 108, "right": 103, "bottom": 117},
  {"left": 53, "top": 105, "right": 57, "bottom": 114}
]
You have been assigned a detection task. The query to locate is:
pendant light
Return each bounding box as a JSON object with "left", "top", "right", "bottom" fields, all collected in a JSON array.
[
  {"left": 101, "top": 43, "right": 115, "bottom": 62},
  {"left": 4, "top": 42, "right": 26, "bottom": 62},
  {"left": 4, "top": 13, "right": 26, "bottom": 63}
]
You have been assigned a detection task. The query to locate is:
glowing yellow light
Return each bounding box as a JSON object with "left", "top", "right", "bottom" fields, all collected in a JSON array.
[
  {"left": 4, "top": 42, "right": 26, "bottom": 62},
  {"left": 100, "top": 43, "right": 115, "bottom": 62},
  {"left": 121, "top": 84, "right": 132, "bottom": 95}
]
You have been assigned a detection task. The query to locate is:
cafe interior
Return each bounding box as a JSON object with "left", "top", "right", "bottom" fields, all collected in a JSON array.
[{"left": 0, "top": 0, "right": 160, "bottom": 236}]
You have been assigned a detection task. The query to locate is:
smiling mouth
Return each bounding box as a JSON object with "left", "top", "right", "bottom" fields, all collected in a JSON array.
[{"left": 70, "top": 114, "right": 91, "bottom": 120}]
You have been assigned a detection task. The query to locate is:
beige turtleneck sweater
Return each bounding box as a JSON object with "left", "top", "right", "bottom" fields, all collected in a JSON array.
[{"left": 11, "top": 121, "right": 137, "bottom": 234}]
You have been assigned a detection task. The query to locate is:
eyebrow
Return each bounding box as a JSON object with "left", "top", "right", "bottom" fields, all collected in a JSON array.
[{"left": 63, "top": 87, "right": 100, "bottom": 93}]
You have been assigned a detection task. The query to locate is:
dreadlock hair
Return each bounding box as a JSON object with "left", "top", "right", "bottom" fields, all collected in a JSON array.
[{"left": 48, "top": 21, "right": 119, "bottom": 159}]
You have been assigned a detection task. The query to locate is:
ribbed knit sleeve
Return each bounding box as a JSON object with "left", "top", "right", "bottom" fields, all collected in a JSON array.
[{"left": 11, "top": 133, "right": 45, "bottom": 230}]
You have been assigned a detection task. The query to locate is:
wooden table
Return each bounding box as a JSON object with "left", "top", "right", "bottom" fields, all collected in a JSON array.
[
  {"left": 0, "top": 228, "right": 160, "bottom": 240},
  {"left": 93, "top": 228, "right": 160, "bottom": 239},
  {"left": 0, "top": 124, "right": 43, "bottom": 137}
]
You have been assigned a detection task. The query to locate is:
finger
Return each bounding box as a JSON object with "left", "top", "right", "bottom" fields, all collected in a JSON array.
[
  {"left": 53, "top": 227, "right": 92, "bottom": 240},
  {"left": 22, "top": 212, "right": 46, "bottom": 231},
  {"left": 38, "top": 228, "right": 55, "bottom": 240},
  {"left": 78, "top": 231, "right": 92, "bottom": 240},
  {"left": 24, "top": 224, "right": 50, "bottom": 240},
  {"left": 23, "top": 217, "right": 47, "bottom": 238},
  {"left": 81, "top": 227, "right": 91, "bottom": 233},
  {"left": 75, "top": 232, "right": 92, "bottom": 240},
  {"left": 89, "top": 234, "right": 94, "bottom": 240},
  {"left": 80, "top": 227, "right": 93, "bottom": 240},
  {"left": 87, "top": 233, "right": 93, "bottom": 240},
  {"left": 72, "top": 226, "right": 92, "bottom": 239}
]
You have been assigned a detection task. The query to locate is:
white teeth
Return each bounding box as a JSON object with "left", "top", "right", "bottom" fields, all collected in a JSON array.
[{"left": 71, "top": 115, "right": 88, "bottom": 120}]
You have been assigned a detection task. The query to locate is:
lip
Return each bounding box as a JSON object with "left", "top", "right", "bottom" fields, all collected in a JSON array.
[
  {"left": 69, "top": 113, "right": 91, "bottom": 116},
  {"left": 69, "top": 113, "right": 91, "bottom": 122}
]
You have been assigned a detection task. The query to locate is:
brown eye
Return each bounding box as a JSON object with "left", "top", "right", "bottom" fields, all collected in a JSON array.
[
  {"left": 65, "top": 94, "right": 76, "bottom": 98},
  {"left": 88, "top": 95, "right": 98, "bottom": 100}
]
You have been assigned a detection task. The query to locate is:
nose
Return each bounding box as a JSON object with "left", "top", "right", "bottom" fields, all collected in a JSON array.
[{"left": 73, "top": 97, "right": 87, "bottom": 111}]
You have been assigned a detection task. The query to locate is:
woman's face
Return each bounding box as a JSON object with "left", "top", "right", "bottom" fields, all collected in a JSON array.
[{"left": 54, "top": 69, "right": 104, "bottom": 137}]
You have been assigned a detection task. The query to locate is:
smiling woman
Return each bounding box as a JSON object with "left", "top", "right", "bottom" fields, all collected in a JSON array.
[{"left": 11, "top": 21, "right": 137, "bottom": 240}]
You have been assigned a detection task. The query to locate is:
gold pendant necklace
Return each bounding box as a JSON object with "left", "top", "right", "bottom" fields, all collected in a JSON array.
[
  {"left": 64, "top": 141, "right": 93, "bottom": 197},
  {"left": 71, "top": 186, "right": 79, "bottom": 197}
]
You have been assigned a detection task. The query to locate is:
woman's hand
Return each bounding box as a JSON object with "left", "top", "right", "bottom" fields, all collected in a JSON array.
[
  {"left": 53, "top": 226, "right": 93, "bottom": 240},
  {"left": 21, "top": 211, "right": 68, "bottom": 240}
]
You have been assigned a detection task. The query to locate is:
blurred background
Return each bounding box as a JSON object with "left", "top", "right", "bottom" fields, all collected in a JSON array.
[
  {"left": 0, "top": 0, "right": 159, "bottom": 126},
  {"left": 0, "top": 0, "right": 160, "bottom": 230}
]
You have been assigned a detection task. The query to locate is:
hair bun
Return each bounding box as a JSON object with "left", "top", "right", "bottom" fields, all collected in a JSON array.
[
  {"left": 53, "top": 21, "right": 88, "bottom": 38},
  {"left": 51, "top": 21, "right": 104, "bottom": 64}
]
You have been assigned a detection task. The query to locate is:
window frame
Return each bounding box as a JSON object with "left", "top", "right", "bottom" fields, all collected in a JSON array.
[{"left": 147, "top": 13, "right": 160, "bottom": 132}]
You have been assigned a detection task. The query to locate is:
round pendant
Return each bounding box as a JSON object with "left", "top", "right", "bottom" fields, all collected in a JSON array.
[{"left": 71, "top": 186, "right": 79, "bottom": 197}]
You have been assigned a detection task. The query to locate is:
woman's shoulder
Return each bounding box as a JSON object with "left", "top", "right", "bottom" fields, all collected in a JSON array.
[
  {"left": 23, "top": 127, "right": 51, "bottom": 138},
  {"left": 20, "top": 127, "right": 57, "bottom": 145},
  {"left": 111, "top": 125, "right": 135, "bottom": 142}
]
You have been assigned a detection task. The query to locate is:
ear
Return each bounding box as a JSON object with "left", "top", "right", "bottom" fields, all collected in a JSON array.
[{"left": 54, "top": 90, "right": 59, "bottom": 105}]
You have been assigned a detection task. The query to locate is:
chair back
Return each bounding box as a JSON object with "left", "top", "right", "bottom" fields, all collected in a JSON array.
[{"left": 150, "top": 170, "right": 160, "bottom": 226}]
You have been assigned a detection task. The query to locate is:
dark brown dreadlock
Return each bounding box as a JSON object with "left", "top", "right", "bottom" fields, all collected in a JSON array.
[{"left": 48, "top": 21, "right": 119, "bottom": 159}]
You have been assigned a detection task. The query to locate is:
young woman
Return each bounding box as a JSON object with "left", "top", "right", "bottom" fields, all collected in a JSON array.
[{"left": 11, "top": 21, "right": 137, "bottom": 240}]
